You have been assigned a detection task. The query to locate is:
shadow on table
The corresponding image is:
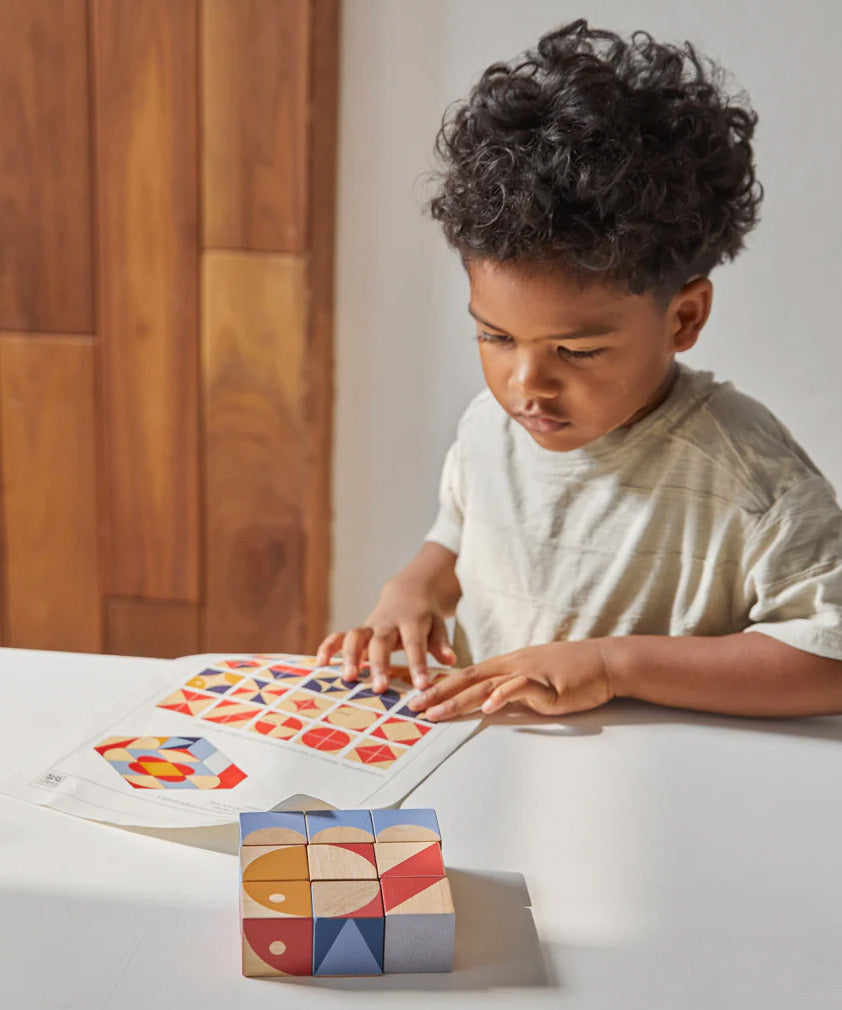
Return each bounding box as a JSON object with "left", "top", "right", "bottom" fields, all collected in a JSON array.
[{"left": 480, "top": 697, "right": 842, "bottom": 744}]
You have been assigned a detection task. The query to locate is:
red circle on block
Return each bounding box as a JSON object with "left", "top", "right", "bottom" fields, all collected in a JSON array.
[{"left": 299, "top": 726, "right": 351, "bottom": 751}]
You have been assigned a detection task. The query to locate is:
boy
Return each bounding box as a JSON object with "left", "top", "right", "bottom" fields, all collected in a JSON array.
[{"left": 316, "top": 19, "right": 842, "bottom": 720}]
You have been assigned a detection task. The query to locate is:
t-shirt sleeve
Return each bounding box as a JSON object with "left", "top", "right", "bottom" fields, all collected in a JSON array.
[
  {"left": 422, "top": 438, "right": 464, "bottom": 555},
  {"left": 740, "top": 474, "right": 842, "bottom": 660}
]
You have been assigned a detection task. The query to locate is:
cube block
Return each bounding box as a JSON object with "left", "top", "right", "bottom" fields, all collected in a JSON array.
[
  {"left": 371, "top": 808, "right": 441, "bottom": 843},
  {"left": 307, "top": 842, "right": 378, "bottom": 881},
  {"left": 306, "top": 808, "right": 375, "bottom": 843},
  {"left": 374, "top": 841, "right": 445, "bottom": 878}
]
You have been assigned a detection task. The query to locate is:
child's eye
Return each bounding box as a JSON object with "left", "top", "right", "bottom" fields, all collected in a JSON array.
[
  {"left": 557, "top": 346, "right": 604, "bottom": 360},
  {"left": 475, "top": 331, "right": 512, "bottom": 345}
]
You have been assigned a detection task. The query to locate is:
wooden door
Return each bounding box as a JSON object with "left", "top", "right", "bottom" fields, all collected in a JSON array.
[{"left": 0, "top": 0, "right": 338, "bottom": 657}]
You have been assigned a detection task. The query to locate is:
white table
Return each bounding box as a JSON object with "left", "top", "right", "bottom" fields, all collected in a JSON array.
[{"left": 2, "top": 646, "right": 841, "bottom": 1008}]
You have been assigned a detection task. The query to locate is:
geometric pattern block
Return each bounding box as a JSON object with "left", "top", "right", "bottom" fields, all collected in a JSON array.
[
  {"left": 272, "top": 689, "right": 334, "bottom": 717},
  {"left": 370, "top": 716, "right": 432, "bottom": 747},
  {"left": 293, "top": 725, "right": 356, "bottom": 753},
  {"left": 303, "top": 673, "right": 359, "bottom": 697},
  {"left": 217, "top": 658, "right": 266, "bottom": 671},
  {"left": 347, "top": 686, "right": 401, "bottom": 711},
  {"left": 311, "top": 880, "right": 383, "bottom": 918},
  {"left": 374, "top": 841, "right": 445, "bottom": 879},
  {"left": 239, "top": 811, "right": 307, "bottom": 846},
  {"left": 380, "top": 875, "right": 453, "bottom": 915},
  {"left": 241, "top": 845, "right": 310, "bottom": 882},
  {"left": 307, "top": 842, "right": 377, "bottom": 881},
  {"left": 382, "top": 908, "right": 455, "bottom": 973},
  {"left": 155, "top": 688, "right": 217, "bottom": 716},
  {"left": 229, "top": 677, "right": 289, "bottom": 706},
  {"left": 185, "top": 669, "right": 244, "bottom": 693},
  {"left": 306, "top": 809, "right": 374, "bottom": 844},
  {"left": 344, "top": 740, "right": 408, "bottom": 769},
  {"left": 393, "top": 701, "right": 434, "bottom": 723},
  {"left": 199, "top": 699, "right": 264, "bottom": 727},
  {"left": 261, "top": 663, "right": 318, "bottom": 686},
  {"left": 249, "top": 712, "right": 310, "bottom": 740},
  {"left": 241, "top": 880, "right": 313, "bottom": 918},
  {"left": 312, "top": 916, "right": 384, "bottom": 976},
  {"left": 371, "top": 808, "right": 442, "bottom": 843},
  {"left": 93, "top": 735, "right": 246, "bottom": 789},
  {"left": 322, "top": 704, "right": 380, "bottom": 732},
  {"left": 242, "top": 917, "right": 313, "bottom": 977}
]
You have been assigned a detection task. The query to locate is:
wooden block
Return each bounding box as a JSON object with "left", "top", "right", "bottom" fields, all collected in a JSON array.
[
  {"left": 381, "top": 875, "right": 455, "bottom": 974},
  {"left": 239, "top": 811, "right": 307, "bottom": 846},
  {"left": 241, "top": 880, "right": 312, "bottom": 919},
  {"left": 371, "top": 809, "right": 441, "bottom": 844},
  {"left": 312, "top": 917, "right": 383, "bottom": 977},
  {"left": 241, "top": 844, "right": 309, "bottom": 882},
  {"left": 311, "top": 880, "right": 383, "bottom": 919},
  {"left": 307, "top": 843, "right": 377, "bottom": 881},
  {"left": 374, "top": 841, "right": 445, "bottom": 879},
  {"left": 305, "top": 809, "right": 374, "bottom": 843},
  {"left": 242, "top": 917, "right": 312, "bottom": 977}
]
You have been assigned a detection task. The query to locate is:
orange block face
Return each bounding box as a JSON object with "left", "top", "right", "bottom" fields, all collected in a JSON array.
[
  {"left": 241, "top": 845, "right": 310, "bottom": 882},
  {"left": 241, "top": 880, "right": 313, "bottom": 918}
]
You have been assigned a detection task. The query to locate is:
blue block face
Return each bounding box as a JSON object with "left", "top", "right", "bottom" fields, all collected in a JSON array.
[
  {"left": 312, "top": 917, "right": 384, "bottom": 976},
  {"left": 305, "top": 809, "right": 374, "bottom": 843},
  {"left": 238, "top": 811, "right": 307, "bottom": 846},
  {"left": 370, "top": 808, "right": 441, "bottom": 843}
]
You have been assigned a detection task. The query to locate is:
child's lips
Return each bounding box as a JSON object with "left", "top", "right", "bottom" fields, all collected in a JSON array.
[{"left": 516, "top": 413, "right": 571, "bottom": 433}]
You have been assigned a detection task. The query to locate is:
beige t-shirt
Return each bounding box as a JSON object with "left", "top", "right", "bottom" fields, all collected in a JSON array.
[{"left": 424, "top": 362, "right": 842, "bottom": 667}]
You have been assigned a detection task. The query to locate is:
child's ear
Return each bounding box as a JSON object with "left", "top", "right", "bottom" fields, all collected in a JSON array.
[{"left": 670, "top": 276, "right": 713, "bottom": 352}]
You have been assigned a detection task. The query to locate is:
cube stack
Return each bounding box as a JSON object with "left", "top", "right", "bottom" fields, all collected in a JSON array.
[{"left": 239, "top": 808, "right": 454, "bottom": 977}]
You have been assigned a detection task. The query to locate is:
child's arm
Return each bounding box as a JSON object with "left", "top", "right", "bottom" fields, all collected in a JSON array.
[
  {"left": 315, "top": 541, "right": 462, "bottom": 692},
  {"left": 409, "top": 631, "right": 842, "bottom": 720}
]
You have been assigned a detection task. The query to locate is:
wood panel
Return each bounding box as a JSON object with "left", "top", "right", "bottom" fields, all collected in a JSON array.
[
  {"left": 92, "top": 0, "right": 200, "bottom": 600},
  {"left": 0, "top": 0, "right": 93, "bottom": 333},
  {"left": 202, "top": 251, "right": 307, "bottom": 651},
  {"left": 202, "top": 0, "right": 310, "bottom": 252},
  {"left": 302, "top": 0, "right": 339, "bottom": 648},
  {"left": 105, "top": 597, "right": 200, "bottom": 659},
  {"left": 0, "top": 335, "right": 100, "bottom": 650}
]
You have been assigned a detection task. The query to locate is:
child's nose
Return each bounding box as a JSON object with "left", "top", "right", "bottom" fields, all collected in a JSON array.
[{"left": 510, "top": 349, "right": 559, "bottom": 398}]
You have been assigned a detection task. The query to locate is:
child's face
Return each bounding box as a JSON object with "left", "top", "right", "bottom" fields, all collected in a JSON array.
[{"left": 467, "top": 259, "right": 712, "bottom": 452}]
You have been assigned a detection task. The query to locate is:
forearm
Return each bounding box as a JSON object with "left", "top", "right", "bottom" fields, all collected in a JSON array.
[
  {"left": 603, "top": 630, "right": 842, "bottom": 717},
  {"left": 386, "top": 540, "right": 462, "bottom": 617}
]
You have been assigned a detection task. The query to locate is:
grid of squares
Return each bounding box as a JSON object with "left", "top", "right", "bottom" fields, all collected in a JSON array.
[{"left": 156, "top": 654, "right": 442, "bottom": 772}]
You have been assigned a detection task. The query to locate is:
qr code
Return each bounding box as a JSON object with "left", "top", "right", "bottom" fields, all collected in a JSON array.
[{"left": 34, "top": 772, "right": 66, "bottom": 790}]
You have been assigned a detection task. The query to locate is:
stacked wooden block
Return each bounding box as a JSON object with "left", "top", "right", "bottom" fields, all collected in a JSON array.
[{"left": 239, "top": 808, "right": 455, "bottom": 976}]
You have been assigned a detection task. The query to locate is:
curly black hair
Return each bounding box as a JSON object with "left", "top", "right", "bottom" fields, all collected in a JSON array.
[{"left": 426, "top": 19, "right": 764, "bottom": 302}]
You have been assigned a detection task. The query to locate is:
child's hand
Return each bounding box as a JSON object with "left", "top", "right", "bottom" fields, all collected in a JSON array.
[
  {"left": 407, "top": 640, "right": 614, "bottom": 720},
  {"left": 314, "top": 580, "right": 458, "bottom": 693}
]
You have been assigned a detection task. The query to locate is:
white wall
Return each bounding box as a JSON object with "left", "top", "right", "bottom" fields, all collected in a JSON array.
[{"left": 331, "top": 0, "right": 842, "bottom": 631}]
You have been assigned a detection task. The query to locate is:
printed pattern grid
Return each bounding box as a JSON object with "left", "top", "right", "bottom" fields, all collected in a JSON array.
[{"left": 157, "top": 655, "right": 440, "bottom": 772}]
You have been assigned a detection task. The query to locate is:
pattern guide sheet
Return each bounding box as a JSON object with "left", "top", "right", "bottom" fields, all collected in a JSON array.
[{"left": 4, "top": 654, "right": 480, "bottom": 828}]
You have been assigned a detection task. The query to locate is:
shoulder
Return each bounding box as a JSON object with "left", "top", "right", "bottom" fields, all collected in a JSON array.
[{"left": 664, "top": 364, "right": 836, "bottom": 516}]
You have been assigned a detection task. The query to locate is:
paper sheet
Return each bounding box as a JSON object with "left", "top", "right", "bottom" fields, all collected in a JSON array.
[{"left": 1, "top": 652, "right": 481, "bottom": 828}]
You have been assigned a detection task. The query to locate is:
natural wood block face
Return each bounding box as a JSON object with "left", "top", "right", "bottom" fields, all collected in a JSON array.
[
  {"left": 0, "top": 336, "right": 100, "bottom": 650},
  {"left": 381, "top": 875, "right": 454, "bottom": 916},
  {"left": 241, "top": 844, "right": 309, "bottom": 882},
  {"left": 0, "top": 0, "right": 93, "bottom": 333},
  {"left": 311, "top": 880, "right": 383, "bottom": 919},
  {"left": 239, "top": 811, "right": 307, "bottom": 846},
  {"left": 307, "top": 843, "right": 378, "bottom": 881},
  {"left": 201, "top": 0, "right": 310, "bottom": 252},
  {"left": 371, "top": 809, "right": 441, "bottom": 843},
  {"left": 374, "top": 841, "right": 445, "bottom": 879},
  {"left": 242, "top": 918, "right": 313, "bottom": 977},
  {"left": 93, "top": 0, "right": 200, "bottom": 601},
  {"left": 241, "top": 880, "right": 312, "bottom": 918},
  {"left": 306, "top": 809, "right": 375, "bottom": 844},
  {"left": 202, "top": 251, "right": 308, "bottom": 651}
]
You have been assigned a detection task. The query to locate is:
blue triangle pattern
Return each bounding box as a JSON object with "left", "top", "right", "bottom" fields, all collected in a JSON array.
[{"left": 313, "top": 918, "right": 383, "bottom": 976}]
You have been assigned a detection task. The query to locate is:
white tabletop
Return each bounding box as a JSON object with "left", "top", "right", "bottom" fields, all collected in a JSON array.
[{"left": 2, "top": 646, "right": 841, "bottom": 1008}]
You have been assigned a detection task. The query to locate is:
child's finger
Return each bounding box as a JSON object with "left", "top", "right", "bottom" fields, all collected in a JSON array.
[
  {"left": 399, "top": 625, "right": 431, "bottom": 689},
  {"left": 423, "top": 675, "right": 511, "bottom": 721},
  {"left": 480, "top": 674, "right": 540, "bottom": 714},
  {"left": 428, "top": 615, "right": 457, "bottom": 668},
  {"left": 341, "top": 626, "right": 374, "bottom": 682},
  {"left": 315, "top": 630, "right": 345, "bottom": 667},
  {"left": 367, "top": 626, "right": 399, "bottom": 692}
]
